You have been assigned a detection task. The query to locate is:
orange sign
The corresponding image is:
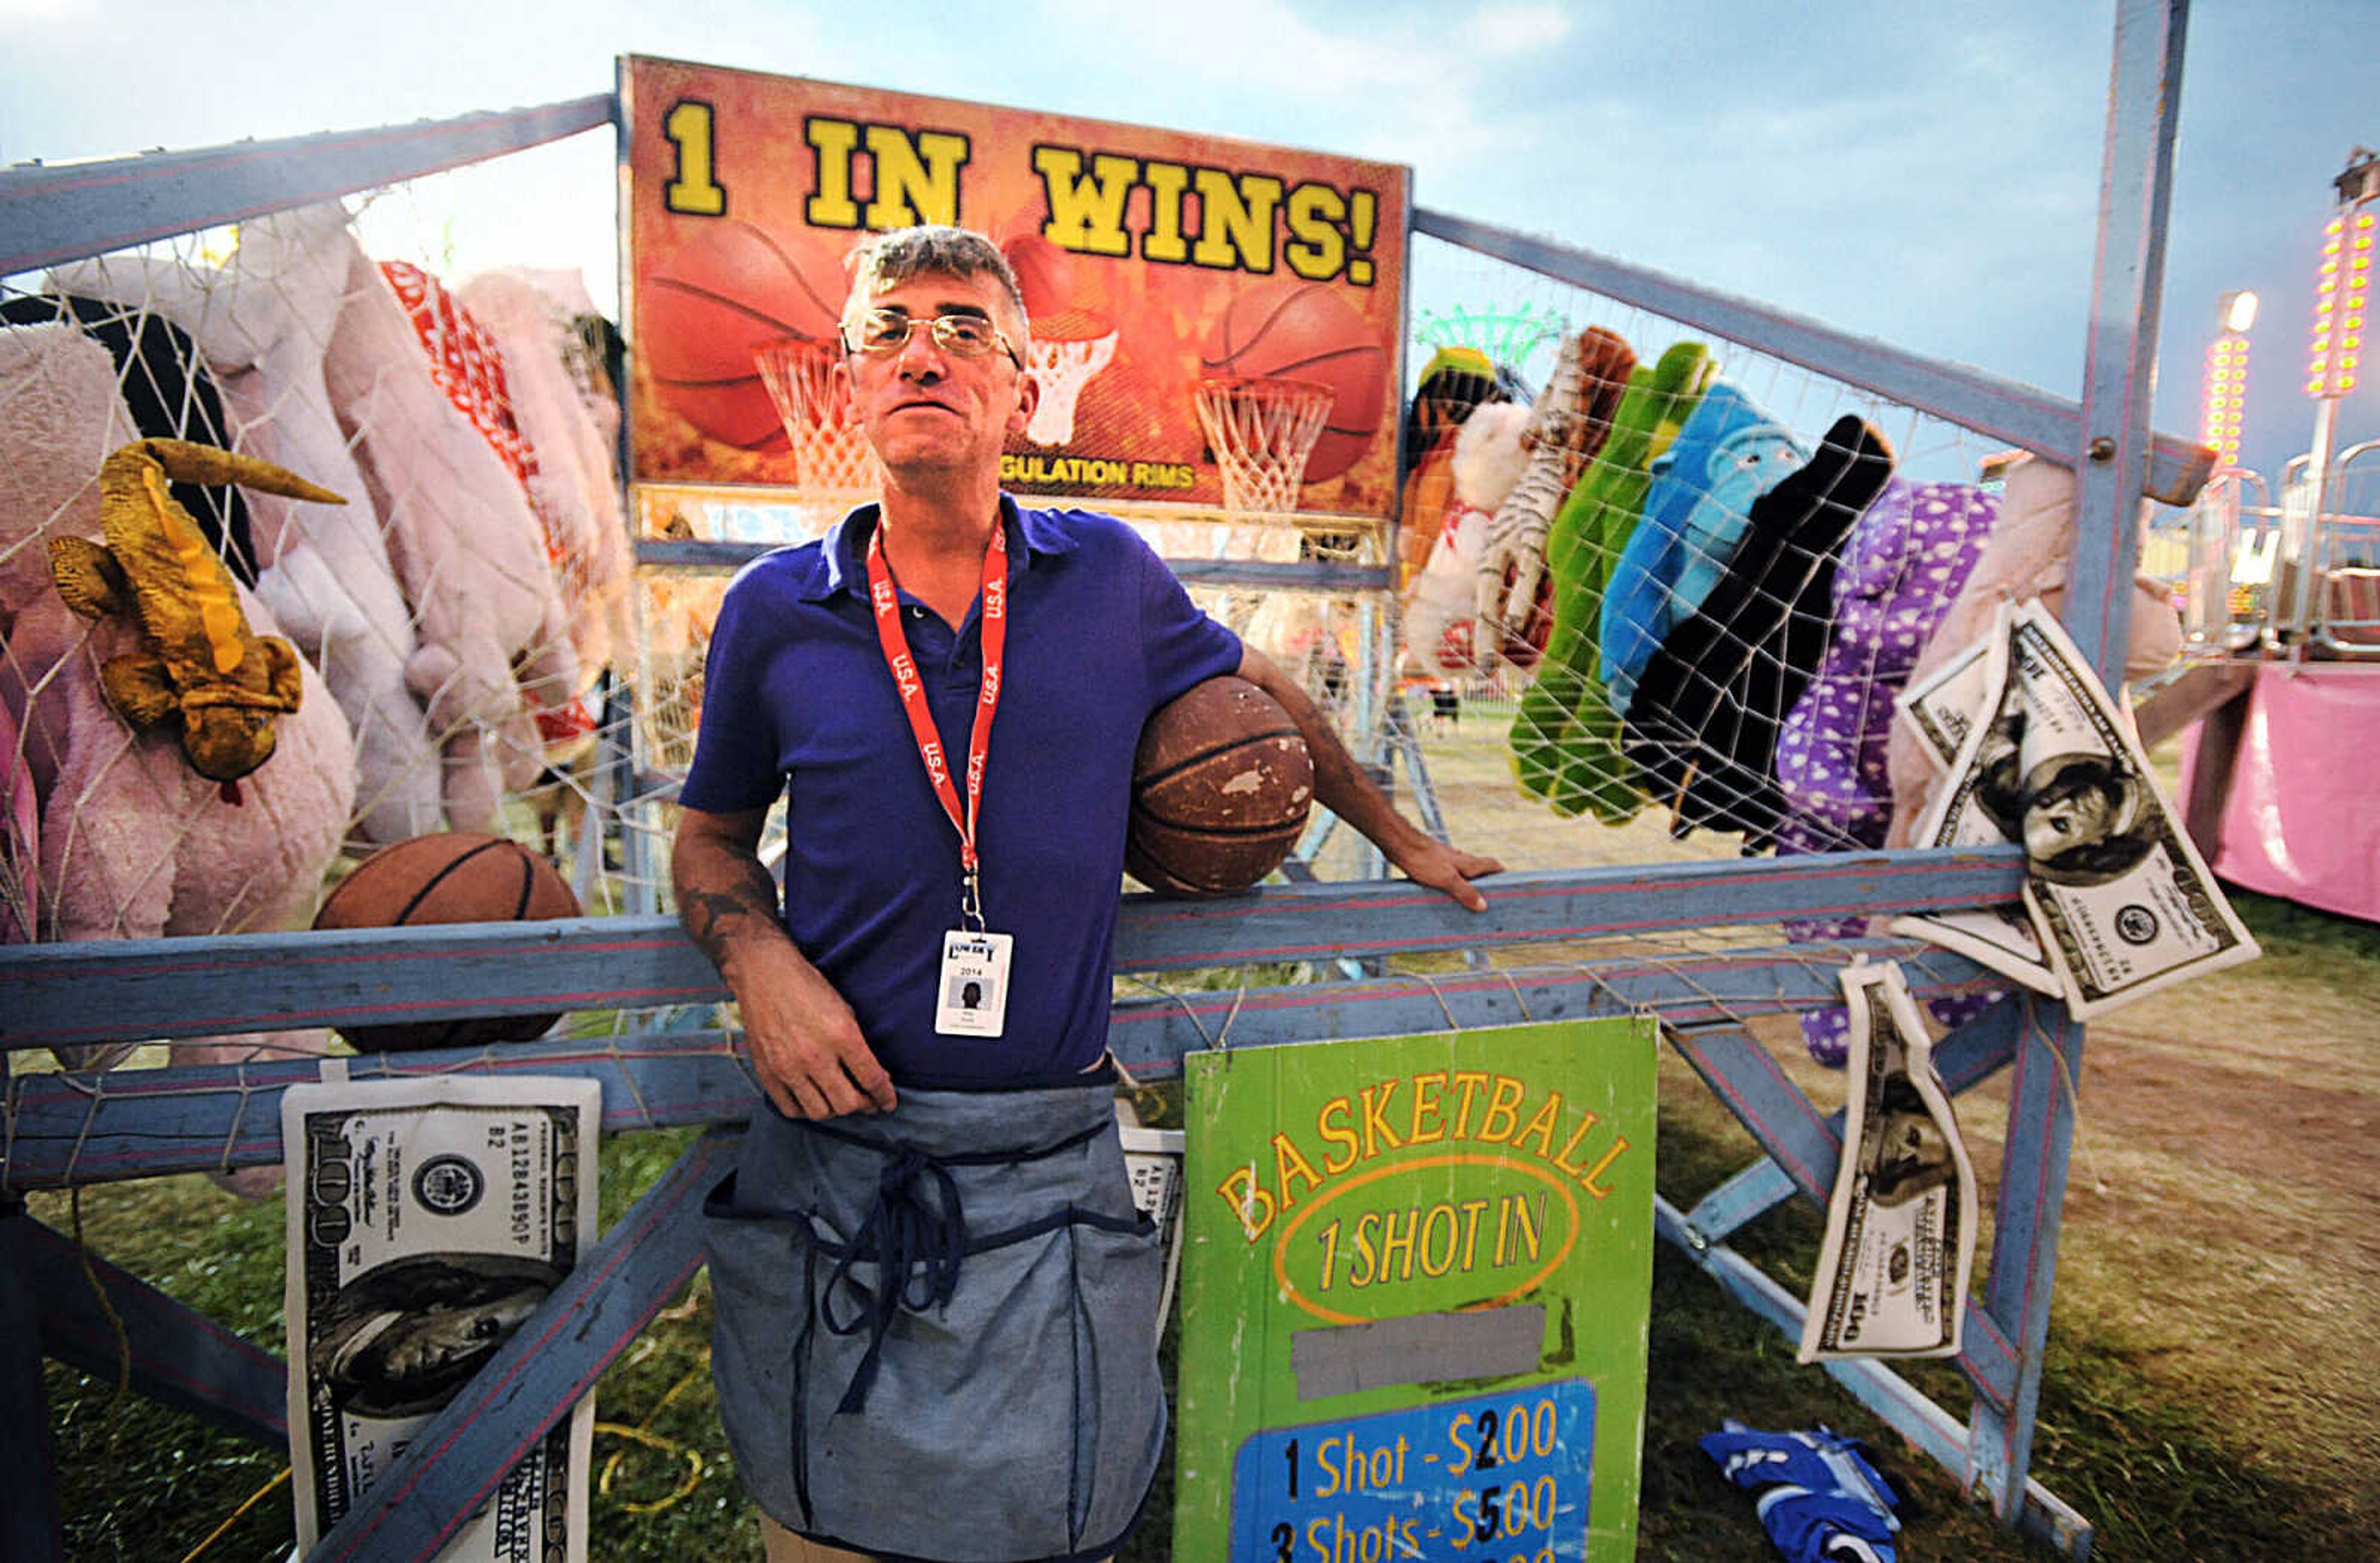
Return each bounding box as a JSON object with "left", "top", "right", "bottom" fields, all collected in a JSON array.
[{"left": 621, "top": 56, "right": 1410, "bottom": 519}]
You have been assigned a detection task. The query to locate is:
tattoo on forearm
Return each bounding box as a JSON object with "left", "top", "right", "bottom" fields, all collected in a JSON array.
[{"left": 679, "top": 856, "right": 782, "bottom": 967}]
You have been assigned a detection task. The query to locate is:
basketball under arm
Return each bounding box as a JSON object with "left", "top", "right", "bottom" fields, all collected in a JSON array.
[{"left": 1233, "top": 645, "right": 1432, "bottom": 863}]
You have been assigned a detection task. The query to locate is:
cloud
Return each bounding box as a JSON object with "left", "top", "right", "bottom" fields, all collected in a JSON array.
[
  {"left": 1025, "top": 0, "right": 1562, "bottom": 174},
  {"left": 1472, "top": 2, "right": 1572, "bottom": 56}
]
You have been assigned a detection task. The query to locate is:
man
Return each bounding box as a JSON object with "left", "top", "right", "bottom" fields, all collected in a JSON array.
[{"left": 673, "top": 226, "right": 1500, "bottom": 1563}]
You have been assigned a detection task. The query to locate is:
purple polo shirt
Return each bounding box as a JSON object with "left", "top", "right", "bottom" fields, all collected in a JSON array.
[{"left": 679, "top": 496, "right": 1243, "bottom": 1089}]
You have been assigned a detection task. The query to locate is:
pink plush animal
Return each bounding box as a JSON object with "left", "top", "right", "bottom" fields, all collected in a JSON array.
[
  {"left": 0, "top": 323, "right": 351, "bottom": 1150},
  {"left": 324, "top": 236, "right": 582, "bottom": 833},
  {"left": 0, "top": 698, "right": 33, "bottom": 944},
  {"left": 457, "top": 268, "right": 632, "bottom": 682},
  {"left": 1885, "top": 454, "right": 2182, "bottom": 845}
]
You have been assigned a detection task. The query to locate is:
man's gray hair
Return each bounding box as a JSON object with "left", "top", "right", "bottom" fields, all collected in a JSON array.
[{"left": 842, "top": 226, "right": 1030, "bottom": 341}]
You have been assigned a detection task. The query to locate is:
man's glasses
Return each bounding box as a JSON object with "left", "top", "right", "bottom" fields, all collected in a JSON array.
[{"left": 843, "top": 309, "right": 1023, "bottom": 368}]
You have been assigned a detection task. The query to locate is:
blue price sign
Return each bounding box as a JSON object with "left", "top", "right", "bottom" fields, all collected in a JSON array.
[{"left": 1227, "top": 1380, "right": 1597, "bottom": 1562}]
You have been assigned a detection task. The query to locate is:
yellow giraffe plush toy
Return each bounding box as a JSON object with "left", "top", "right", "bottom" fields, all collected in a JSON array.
[{"left": 49, "top": 438, "right": 344, "bottom": 783}]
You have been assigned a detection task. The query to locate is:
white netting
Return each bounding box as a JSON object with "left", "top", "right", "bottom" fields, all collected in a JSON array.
[
  {"left": 1192, "top": 375, "right": 1336, "bottom": 516},
  {"left": 1404, "top": 230, "right": 2045, "bottom": 871},
  {"left": 0, "top": 139, "right": 2249, "bottom": 1088},
  {"left": 752, "top": 335, "right": 882, "bottom": 503},
  {"left": 2, "top": 172, "right": 640, "bottom": 1071}
]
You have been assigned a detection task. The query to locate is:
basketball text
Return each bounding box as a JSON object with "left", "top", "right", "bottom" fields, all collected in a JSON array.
[
  {"left": 803, "top": 117, "right": 973, "bottom": 230},
  {"left": 661, "top": 100, "right": 728, "bottom": 216},
  {"left": 1033, "top": 146, "right": 1380, "bottom": 284},
  {"left": 1214, "top": 1070, "right": 1636, "bottom": 1246}
]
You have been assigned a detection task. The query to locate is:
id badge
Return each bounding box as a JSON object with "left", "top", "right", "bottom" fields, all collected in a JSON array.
[{"left": 935, "top": 929, "right": 1013, "bottom": 1037}]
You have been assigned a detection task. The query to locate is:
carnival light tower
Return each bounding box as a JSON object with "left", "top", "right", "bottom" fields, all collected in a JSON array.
[
  {"left": 2304, "top": 149, "right": 2378, "bottom": 499},
  {"left": 2201, "top": 289, "right": 2258, "bottom": 470},
  {"left": 2282, "top": 147, "right": 2378, "bottom": 633}
]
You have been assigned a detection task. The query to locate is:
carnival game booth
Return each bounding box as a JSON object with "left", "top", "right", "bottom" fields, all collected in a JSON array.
[{"left": 2, "top": 3, "right": 2217, "bottom": 1557}]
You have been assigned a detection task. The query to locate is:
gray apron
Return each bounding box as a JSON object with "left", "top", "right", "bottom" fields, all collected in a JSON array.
[{"left": 705, "top": 1081, "right": 1166, "bottom": 1563}]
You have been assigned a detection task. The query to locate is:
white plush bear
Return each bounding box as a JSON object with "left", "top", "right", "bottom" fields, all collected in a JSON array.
[
  {"left": 323, "top": 236, "right": 581, "bottom": 834},
  {"left": 1402, "top": 402, "right": 1530, "bottom": 676},
  {"left": 52, "top": 204, "right": 443, "bottom": 844}
]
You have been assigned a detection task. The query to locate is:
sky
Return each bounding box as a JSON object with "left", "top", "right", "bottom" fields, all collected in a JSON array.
[{"left": 2, "top": 0, "right": 2373, "bottom": 490}]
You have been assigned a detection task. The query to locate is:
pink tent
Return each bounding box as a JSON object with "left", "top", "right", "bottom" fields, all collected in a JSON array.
[{"left": 2180, "top": 663, "right": 2380, "bottom": 922}]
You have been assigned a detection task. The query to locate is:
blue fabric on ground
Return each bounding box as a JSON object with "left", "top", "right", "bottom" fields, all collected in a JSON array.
[{"left": 1699, "top": 1420, "right": 1902, "bottom": 1563}]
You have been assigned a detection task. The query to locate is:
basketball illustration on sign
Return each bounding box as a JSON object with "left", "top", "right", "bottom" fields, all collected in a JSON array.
[
  {"left": 1003, "top": 233, "right": 1117, "bottom": 448},
  {"left": 1199, "top": 280, "right": 1390, "bottom": 485},
  {"left": 641, "top": 220, "right": 845, "bottom": 449}
]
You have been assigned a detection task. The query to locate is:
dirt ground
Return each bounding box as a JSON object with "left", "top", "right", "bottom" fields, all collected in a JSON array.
[
  {"left": 1410, "top": 699, "right": 2380, "bottom": 1536},
  {"left": 2006, "top": 951, "right": 2379, "bottom": 1510}
]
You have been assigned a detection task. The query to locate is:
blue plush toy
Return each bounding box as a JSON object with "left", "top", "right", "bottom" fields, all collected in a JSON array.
[
  {"left": 1600, "top": 380, "right": 1805, "bottom": 715},
  {"left": 1699, "top": 1420, "right": 1904, "bottom": 1563}
]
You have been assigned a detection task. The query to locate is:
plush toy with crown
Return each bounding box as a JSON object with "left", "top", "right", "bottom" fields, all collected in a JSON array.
[{"left": 48, "top": 438, "right": 342, "bottom": 784}]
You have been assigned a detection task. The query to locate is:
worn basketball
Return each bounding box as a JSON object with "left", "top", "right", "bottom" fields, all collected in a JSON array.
[
  {"left": 1199, "top": 281, "right": 1389, "bottom": 484},
  {"left": 313, "top": 832, "right": 581, "bottom": 1052},
  {"left": 641, "top": 221, "right": 844, "bottom": 449},
  {"left": 1126, "top": 677, "right": 1314, "bottom": 897}
]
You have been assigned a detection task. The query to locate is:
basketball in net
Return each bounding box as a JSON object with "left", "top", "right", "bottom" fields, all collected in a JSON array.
[
  {"left": 1003, "top": 232, "right": 1119, "bottom": 448},
  {"left": 1195, "top": 376, "right": 1336, "bottom": 516},
  {"left": 1201, "top": 281, "right": 1391, "bottom": 483},
  {"left": 754, "top": 336, "right": 883, "bottom": 498}
]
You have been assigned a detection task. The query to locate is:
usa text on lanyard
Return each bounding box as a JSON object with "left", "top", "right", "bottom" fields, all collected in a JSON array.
[{"left": 865, "top": 518, "right": 1006, "bottom": 931}]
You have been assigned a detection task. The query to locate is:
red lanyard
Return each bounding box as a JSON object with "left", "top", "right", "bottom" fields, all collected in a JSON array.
[{"left": 865, "top": 518, "right": 1007, "bottom": 928}]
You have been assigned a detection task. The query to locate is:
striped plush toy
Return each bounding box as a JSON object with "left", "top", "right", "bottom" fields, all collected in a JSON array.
[{"left": 1472, "top": 327, "right": 1631, "bottom": 671}]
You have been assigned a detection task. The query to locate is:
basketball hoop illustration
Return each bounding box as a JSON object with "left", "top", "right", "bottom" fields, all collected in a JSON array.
[
  {"left": 753, "top": 337, "right": 882, "bottom": 500},
  {"left": 1002, "top": 234, "right": 1119, "bottom": 449},
  {"left": 1023, "top": 329, "right": 1118, "bottom": 447},
  {"left": 1194, "top": 375, "right": 1335, "bottom": 516}
]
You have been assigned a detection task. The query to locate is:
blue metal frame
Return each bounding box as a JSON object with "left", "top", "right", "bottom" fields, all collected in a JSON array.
[
  {"left": 0, "top": 97, "right": 616, "bottom": 280},
  {"left": 0, "top": 5, "right": 2206, "bottom": 1552},
  {"left": 0, "top": 1198, "right": 63, "bottom": 1563},
  {"left": 1408, "top": 206, "right": 2210, "bottom": 511}
]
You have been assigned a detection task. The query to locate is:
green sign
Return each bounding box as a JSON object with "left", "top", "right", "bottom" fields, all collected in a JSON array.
[{"left": 1174, "top": 1019, "right": 1657, "bottom": 1563}]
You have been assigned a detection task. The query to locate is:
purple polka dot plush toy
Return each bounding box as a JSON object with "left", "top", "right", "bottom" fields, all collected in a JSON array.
[{"left": 1774, "top": 477, "right": 2000, "bottom": 1062}]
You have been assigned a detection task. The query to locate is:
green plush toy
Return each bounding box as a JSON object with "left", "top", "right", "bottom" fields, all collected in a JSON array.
[{"left": 1509, "top": 341, "right": 1715, "bottom": 819}]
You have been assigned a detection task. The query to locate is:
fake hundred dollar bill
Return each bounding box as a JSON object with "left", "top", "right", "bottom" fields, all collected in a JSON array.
[
  {"left": 1898, "top": 600, "right": 2259, "bottom": 1015},
  {"left": 1896, "top": 619, "right": 2001, "bottom": 769},
  {"left": 1119, "top": 1117, "right": 1188, "bottom": 1342},
  {"left": 1800, "top": 960, "right": 1978, "bottom": 1362},
  {"left": 1891, "top": 605, "right": 2065, "bottom": 995},
  {"left": 1996, "top": 601, "right": 2259, "bottom": 1014},
  {"left": 283, "top": 1073, "right": 600, "bottom": 1560}
]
